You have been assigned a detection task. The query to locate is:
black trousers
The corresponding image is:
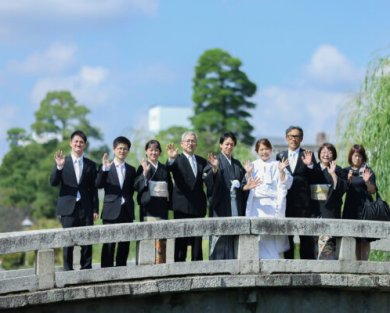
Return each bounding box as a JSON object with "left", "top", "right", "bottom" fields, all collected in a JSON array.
[
  {"left": 60, "top": 202, "right": 93, "bottom": 271},
  {"left": 284, "top": 235, "right": 315, "bottom": 259},
  {"left": 174, "top": 211, "right": 203, "bottom": 262},
  {"left": 101, "top": 205, "right": 131, "bottom": 267}
]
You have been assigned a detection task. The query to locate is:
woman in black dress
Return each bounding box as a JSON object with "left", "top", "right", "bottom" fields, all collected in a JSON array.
[
  {"left": 342, "top": 144, "right": 377, "bottom": 260},
  {"left": 134, "top": 139, "right": 172, "bottom": 264},
  {"left": 308, "top": 143, "right": 347, "bottom": 259}
]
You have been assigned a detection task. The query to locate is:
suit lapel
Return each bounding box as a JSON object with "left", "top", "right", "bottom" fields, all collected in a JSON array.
[
  {"left": 280, "top": 151, "right": 293, "bottom": 174},
  {"left": 65, "top": 156, "right": 78, "bottom": 184},
  {"left": 110, "top": 164, "right": 121, "bottom": 188}
]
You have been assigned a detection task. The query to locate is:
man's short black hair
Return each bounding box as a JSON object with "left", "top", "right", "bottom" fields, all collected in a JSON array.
[
  {"left": 70, "top": 130, "right": 87, "bottom": 142},
  {"left": 113, "top": 136, "right": 131, "bottom": 149}
]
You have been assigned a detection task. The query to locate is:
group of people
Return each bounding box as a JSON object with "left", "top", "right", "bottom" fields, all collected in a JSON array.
[{"left": 50, "top": 126, "right": 378, "bottom": 271}]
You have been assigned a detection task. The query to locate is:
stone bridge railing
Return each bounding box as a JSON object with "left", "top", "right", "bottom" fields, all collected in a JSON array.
[{"left": 1, "top": 217, "right": 390, "bottom": 309}]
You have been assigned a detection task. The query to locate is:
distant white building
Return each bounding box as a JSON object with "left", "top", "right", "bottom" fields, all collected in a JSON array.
[{"left": 148, "top": 106, "right": 192, "bottom": 133}]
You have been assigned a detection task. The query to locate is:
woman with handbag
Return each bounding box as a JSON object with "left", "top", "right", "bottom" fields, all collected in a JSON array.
[
  {"left": 342, "top": 144, "right": 377, "bottom": 260},
  {"left": 134, "top": 139, "right": 173, "bottom": 264}
]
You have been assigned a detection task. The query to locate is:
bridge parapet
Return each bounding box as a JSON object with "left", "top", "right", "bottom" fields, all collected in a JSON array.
[{"left": 0, "top": 217, "right": 390, "bottom": 309}]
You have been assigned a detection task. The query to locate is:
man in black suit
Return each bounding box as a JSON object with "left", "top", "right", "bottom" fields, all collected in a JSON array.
[
  {"left": 276, "top": 126, "right": 316, "bottom": 259},
  {"left": 167, "top": 131, "right": 207, "bottom": 262},
  {"left": 96, "top": 136, "right": 136, "bottom": 267},
  {"left": 50, "top": 130, "right": 99, "bottom": 271}
]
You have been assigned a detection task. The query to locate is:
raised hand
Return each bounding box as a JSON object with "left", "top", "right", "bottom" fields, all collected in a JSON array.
[
  {"left": 328, "top": 161, "right": 336, "bottom": 174},
  {"left": 302, "top": 150, "right": 313, "bottom": 166},
  {"left": 347, "top": 169, "right": 353, "bottom": 183},
  {"left": 362, "top": 168, "right": 373, "bottom": 183},
  {"left": 102, "top": 152, "right": 112, "bottom": 168},
  {"left": 278, "top": 157, "right": 289, "bottom": 172},
  {"left": 166, "top": 143, "right": 178, "bottom": 159},
  {"left": 140, "top": 158, "right": 151, "bottom": 176},
  {"left": 207, "top": 153, "right": 219, "bottom": 171},
  {"left": 243, "top": 176, "right": 261, "bottom": 191},
  {"left": 243, "top": 160, "right": 253, "bottom": 175},
  {"left": 54, "top": 150, "right": 65, "bottom": 168}
]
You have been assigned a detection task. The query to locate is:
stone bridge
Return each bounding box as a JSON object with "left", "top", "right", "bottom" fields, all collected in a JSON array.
[{"left": 1, "top": 218, "right": 390, "bottom": 312}]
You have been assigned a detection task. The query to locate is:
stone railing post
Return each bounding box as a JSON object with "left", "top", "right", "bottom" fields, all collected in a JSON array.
[
  {"left": 166, "top": 238, "right": 175, "bottom": 263},
  {"left": 35, "top": 249, "right": 55, "bottom": 290},
  {"left": 337, "top": 237, "right": 356, "bottom": 260},
  {"left": 136, "top": 240, "right": 155, "bottom": 265},
  {"left": 237, "top": 235, "right": 259, "bottom": 274}
]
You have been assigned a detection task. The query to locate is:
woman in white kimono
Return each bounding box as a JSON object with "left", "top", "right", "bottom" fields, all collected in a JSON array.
[{"left": 245, "top": 138, "right": 293, "bottom": 259}]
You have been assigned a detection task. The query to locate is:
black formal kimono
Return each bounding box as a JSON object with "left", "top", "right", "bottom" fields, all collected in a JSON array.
[
  {"left": 309, "top": 163, "right": 347, "bottom": 219},
  {"left": 203, "top": 153, "right": 247, "bottom": 260},
  {"left": 134, "top": 162, "right": 172, "bottom": 221},
  {"left": 308, "top": 163, "right": 347, "bottom": 259}
]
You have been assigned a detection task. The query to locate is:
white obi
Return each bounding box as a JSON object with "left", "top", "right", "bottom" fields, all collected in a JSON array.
[{"left": 149, "top": 181, "right": 169, "bottom": 198}]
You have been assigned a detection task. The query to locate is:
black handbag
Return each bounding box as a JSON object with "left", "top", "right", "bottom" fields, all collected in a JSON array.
[{"left": 360, "top": 192, "right": 390, "bottom": 221}]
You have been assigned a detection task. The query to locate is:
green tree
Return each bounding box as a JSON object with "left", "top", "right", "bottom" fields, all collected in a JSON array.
[
  {"left": 337, "top": 56, "right": 390, "bottom": 200},
  {"left": 0, "top": 91, "right": 104, "bottom": 220},
  {"left": 6, "top": 127, "right": 30, "bottom": 148},
  {"left": 31, "top": 90, "right": 102, "bottom": 141},
  {"left": 191, "top": 48, "right": 257, "bottom": 146}
]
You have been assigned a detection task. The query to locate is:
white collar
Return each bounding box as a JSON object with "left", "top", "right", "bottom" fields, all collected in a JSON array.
[{"left": 71, "top": 154, "right": 83, "bottom": 163}]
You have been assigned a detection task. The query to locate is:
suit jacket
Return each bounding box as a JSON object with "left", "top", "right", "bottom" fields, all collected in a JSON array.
[
  {"left": 167, "top": 153, "right": 207, "bottom": 217},
  {"left": 50, "top": 155, "right": 99, "bottom": 218},
  {"left": 96, "top": 162, "right": 136, "bottom": 221},
  {"left": 276, "top": 149, "right": 315, "bottom": 217}
]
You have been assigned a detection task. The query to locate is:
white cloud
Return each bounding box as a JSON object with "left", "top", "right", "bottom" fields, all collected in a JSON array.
[
  {"left": 0, "top": 0, "right": 158, "bottom": 18},
  {"left": 0, "top": 0, "right": 159, "bottom": 40},
  {"left": 7, "top": 43, "right": 77, "bottom": 75},
  {"left": 252, "top": 45, "right": 360, "bottom": 144},
  {"left": 80, "top": 66, "right": 108, "bottom": 85},
  {"left": 252, "top": 86, "right": 353, "bottom": 143},
  {"left": 305, "top": 45, "right": 362, "bottom": 86},
  {"left": 0, "top": 105, "right": 19, "bottom": 141},
  {"left": 31, "top": 65, "right": 112, "bottom": 107}
]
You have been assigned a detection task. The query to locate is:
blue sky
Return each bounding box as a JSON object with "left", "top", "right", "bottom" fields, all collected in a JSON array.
[{"left": 0, "top": 0, "right": 390, "bottom": 159}]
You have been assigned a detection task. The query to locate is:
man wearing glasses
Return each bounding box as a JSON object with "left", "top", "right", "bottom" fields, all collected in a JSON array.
[
  {"left": 167, "top": 131, "right": 207, "bottom": 262},
  {"left": 276, "top": 126, "right": 316, "bottom": 259}
]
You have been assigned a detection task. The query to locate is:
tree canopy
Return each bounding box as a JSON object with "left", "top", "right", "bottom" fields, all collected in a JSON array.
[
  {"left": 191, "top": 48, "right": 257, "bottom": 146},
  {"left": 31, "top": 90, "right": 102, "bottom": 142},
  {"left": 0, "top": 91, "right": 104, "bottom": 224},
  {"left": 337, "top": 56, "right": 390, "bottom": 200}
]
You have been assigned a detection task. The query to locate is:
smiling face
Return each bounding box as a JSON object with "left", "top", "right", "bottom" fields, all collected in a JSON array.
[
  {"left": 257, "top": 143, "right": 272, "bottom": 161},
  {"left": 146, "top": 143, "right": 161, "bottom": 164},
  {"left": 70, "top": 135, "right": 86, "bottom": 157},
  {"left": 286, "top": 128, "right": 303, "bottom": 151},
  {"left": 319, "top": 146, "right": 334, "bottom": 166},
  {"left": 181, "top": 134, "right": 197, "bottom": 156},
  {"left": 220, "top": 137, "right": 235, "bottom": 157}
]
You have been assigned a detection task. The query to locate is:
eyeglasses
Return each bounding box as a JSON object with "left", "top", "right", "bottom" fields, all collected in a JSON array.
[
  {"left": 182, "top": 139, "right": 197, "bottom": 144},
  {"left": 116, "top": 147, "right": 129, "bottom": 152},
  {"left": 287, "top": 135, "right": 302, "bottom": 140}
]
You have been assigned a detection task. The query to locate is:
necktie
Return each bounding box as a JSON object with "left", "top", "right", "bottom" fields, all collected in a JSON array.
[
  {"left": 74, "top": 158, "right": 82, "bottom": 202},
  {"left": 74, "top": 158, "right": 81, "bottom": 183},
  {"left": 190, "top": 156, "right": 197, "bottom": 177},
  {"left": 117, "top": 164, "right": 125, "bottom": 188},
  {"left": 290, "top": 152, "right": 297, "bottom": 172}
]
